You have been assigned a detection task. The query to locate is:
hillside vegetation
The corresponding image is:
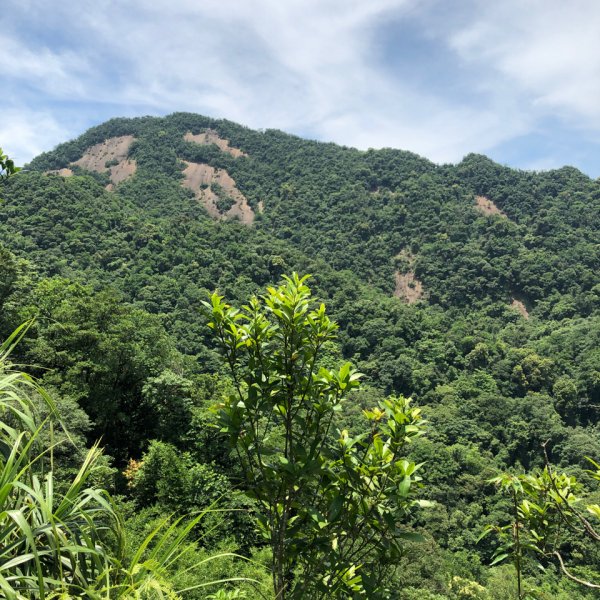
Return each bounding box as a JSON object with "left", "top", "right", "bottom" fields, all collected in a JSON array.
[{"left": 0, "top": 113, "right": 599, "bottom": 598}]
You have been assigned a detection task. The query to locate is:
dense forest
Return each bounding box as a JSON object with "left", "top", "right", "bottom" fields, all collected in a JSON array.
[{"left": 0, "top": 113, "right": 599, "bottom": 598}]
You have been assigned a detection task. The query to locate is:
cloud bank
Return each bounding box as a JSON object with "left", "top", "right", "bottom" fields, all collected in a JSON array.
[{"left": 1, "top": 0, "right": 599, "bottom": 175}]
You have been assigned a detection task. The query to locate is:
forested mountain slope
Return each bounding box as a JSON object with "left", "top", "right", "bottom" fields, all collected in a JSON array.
[{"left": 1, "top": 113, "right": 599, "bottom": 598}]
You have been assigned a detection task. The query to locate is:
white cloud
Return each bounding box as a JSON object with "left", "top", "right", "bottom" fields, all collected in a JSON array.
[
  {"left": 319, "top": 101, "right": 528, "bottom": 164},
  {"left": 448, "top": 0, "right": 600, "bottom": 127},
  {"left": 0, "top": 110, "right": 71, "bottom": 165},
  {"left": 82, "top": 0, "right": 414, "bottom": 125},
  {"left": 0, "top": 34, "right": 89, "bottom": 97},
  {"left": 1, "top": 0, "right": 600, "bottom": 173}
]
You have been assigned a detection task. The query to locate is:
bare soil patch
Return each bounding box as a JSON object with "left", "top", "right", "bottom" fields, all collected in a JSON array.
[
  {"left": 184, "top": 130, "right": 247, "bottom": 158},
  {"left": 475, "top": 195, "right": 506, "bottom": 217},
  {"left": 72, "top": 135, "right": 137, "bottom": 187},
  {"left": 181, "top": 162, "right": 215, "bottom": 189},
  {"left": 511, "top": 298, "right": 530, "bottom": 319},
  {"left": 393, "top": 250, "right": 424, "bottom": 303},
  {"left": 181, "top": 161, "right": 254, "bottom": 225},
  {"left": 394, "top": 271, "right": 424, "bottom": 303},
  {"left": 198, "top": 187, "right": 221, "bottom": 220},
  {"left": 108, "top": 159, "right": 137, "bottom": 185},
  {"left": 46, "top": 168, "right": 74, "bottom": 177}
]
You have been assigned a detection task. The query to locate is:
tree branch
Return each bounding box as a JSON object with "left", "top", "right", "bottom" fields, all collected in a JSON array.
[{"left": 553, "top": 551, "right": 600, "bottom": 589}]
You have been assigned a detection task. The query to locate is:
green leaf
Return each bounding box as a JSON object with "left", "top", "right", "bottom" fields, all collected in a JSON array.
[
  {"left": 490, "top": 553, "right": 510, "bottom": 566},
  {"left": 328, "top": 494, "right": 343, "bottom": 522},
  {"left": 307, "top": 507, "right": 328, "bottom": 529},
  {"left": 398, "top": 476, "right": 411, "bottom": 496}
]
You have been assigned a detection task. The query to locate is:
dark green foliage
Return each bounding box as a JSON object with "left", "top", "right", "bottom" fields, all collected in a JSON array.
[
  {"left": 15, "top": 278, "right": 181, "bottom": 461},
  {"left": 129, "top": 440, "right": 230, "bottom": 511}
]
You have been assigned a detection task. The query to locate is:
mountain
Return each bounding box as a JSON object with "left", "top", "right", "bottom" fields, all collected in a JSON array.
[
  {"left": 15, "top": 112, "right": 600, "bottom": 313},
  {"left": 1, "top": 113, "right": 599, "bottom": 597}
]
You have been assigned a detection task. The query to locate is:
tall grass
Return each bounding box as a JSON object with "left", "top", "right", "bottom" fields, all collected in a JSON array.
[
  {"left": 0, "top": 323, "right": 117, "bottom": 598},
  {"left": 0, "top": 323, "right": 264, "bottom": 598}
]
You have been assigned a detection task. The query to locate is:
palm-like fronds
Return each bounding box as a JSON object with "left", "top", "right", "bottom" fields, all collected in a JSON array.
[
  {"left": 0, "top": 322, "right": 119, "bottom": 598},
  {"left": 0, "top": 324, "right": 266, "bottom": 598}
]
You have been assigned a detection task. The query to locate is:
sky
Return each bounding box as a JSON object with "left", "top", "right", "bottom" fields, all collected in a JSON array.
[{"left": 1, "top": 0, "right": 600, "bottom": 177}]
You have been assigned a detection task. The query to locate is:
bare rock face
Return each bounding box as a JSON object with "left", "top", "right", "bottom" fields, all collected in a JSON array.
[
  {"left": 184, "top": 130, "right": 247, "bottom": 158},
  {"left": 181, "top": 161, "right": 254, "bottom": 225}
]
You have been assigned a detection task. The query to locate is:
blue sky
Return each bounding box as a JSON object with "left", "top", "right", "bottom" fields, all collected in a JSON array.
[{"left": 2, "top": 0, "right": 600, "bottom": 177}]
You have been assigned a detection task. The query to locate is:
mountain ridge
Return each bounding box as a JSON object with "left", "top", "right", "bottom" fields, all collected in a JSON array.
[{"left": 12, "top": 112, "right": 600, "bottom": 320}]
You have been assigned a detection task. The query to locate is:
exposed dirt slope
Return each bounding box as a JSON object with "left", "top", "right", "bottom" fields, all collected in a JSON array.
[
  {"left": 393, "top": 250, "right": 424, "bottom": 303},
  {"left": 394, "top": 271, "right": 424, "bottom": 303},
  {"left": 511, "top": 298, "right": 530, "bottom": 319},
  {"left": 71, "top": 136, "right": 137, "bottom": 188},
  {"left": 184, "top": 130, "right": 247, "bottom": 158},
  {"left": 475, "top": 195, "right": 506, "bottom": 217},
  {"left": 46, "top": 168, "right": 74, "bottom": 177},
  {"left": 181, "top": 161, "right": 254, "bottom": 225}
]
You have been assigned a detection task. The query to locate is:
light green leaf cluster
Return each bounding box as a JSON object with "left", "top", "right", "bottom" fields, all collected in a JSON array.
[
  {"left": 482, "top": 462, "right": 600, "bottom": 596},
  {"left": 0, "top": 147, "right": 20, "bottom": 183},
  {"left": 205, "top": 273, "right": 426, "bottom": 598}
]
